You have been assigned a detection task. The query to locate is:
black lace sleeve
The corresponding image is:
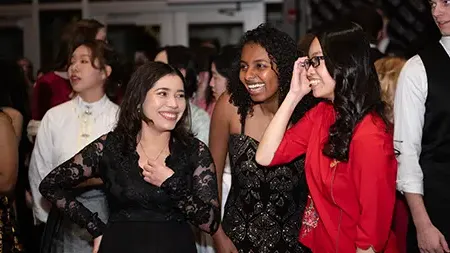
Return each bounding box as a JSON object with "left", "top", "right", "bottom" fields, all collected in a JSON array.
[
  {"left": 161, "top": 140, "right": 220, "bottom": 234},
  {"left": 39, "top": 134, "right": 108, "bottom": 238}
]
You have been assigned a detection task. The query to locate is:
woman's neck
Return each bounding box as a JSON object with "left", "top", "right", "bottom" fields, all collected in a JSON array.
[
  {"left": 78, "top": 88, "right": 105, "bottom": 103},
  {"left": 258, "top": 91, "right": 279, "bottom": 116},
  {"left": 139, "top": 122, "right": 171, "bottom": 147}
]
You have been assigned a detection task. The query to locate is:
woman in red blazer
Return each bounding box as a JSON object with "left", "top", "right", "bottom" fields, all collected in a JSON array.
[{"left": 256, "top": 21, "right": 398, "bottom": 253}]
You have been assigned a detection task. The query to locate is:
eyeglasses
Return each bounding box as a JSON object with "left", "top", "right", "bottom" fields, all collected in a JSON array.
[{"left": 304, "top": 56, "right": 325, "bottom": 70}]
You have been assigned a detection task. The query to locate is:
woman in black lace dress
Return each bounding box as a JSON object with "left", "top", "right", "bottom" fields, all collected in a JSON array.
[
  {"left": 38, "top": 62, "right": 220, "bottom": 253},
  {"left": 210, "top": 24, "right": 319, "bottom": 253}
]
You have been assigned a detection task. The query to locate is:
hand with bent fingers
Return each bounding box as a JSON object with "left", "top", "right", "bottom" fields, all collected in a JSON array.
[
  {"left": 142, "top": 159, "right": 174, "bottom": 187},
  {"left": 417, "top": 223, "right": 450, "bottom": 253},
  {"left": 289, "top": 57, "right": 311, "bottom": 98}
]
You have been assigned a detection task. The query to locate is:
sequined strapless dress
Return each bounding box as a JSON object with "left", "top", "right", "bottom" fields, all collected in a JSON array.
[{"left": 222, "top": 132, "right": 311, "bottom": 253}]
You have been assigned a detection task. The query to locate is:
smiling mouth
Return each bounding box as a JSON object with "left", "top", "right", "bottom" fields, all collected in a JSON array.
[
  {"left": 159, "top": 112, "right": 178, "bottom": 121},
  {"left": 309, "top": 79, "right": 321, "bottom": 88},
  {"left": 246, "top": 83, "right": 266, "bottom": 94}
]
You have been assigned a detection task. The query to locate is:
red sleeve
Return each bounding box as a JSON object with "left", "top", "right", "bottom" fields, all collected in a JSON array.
[
  {"left": 351, "top": 130, "right": 397, "bottom": 252},
  {"left": 32, "top": 80, "right": 52, "bottom": 120},
  {"left": 269, "top": 103, "right": 323, "bottom": 166}
]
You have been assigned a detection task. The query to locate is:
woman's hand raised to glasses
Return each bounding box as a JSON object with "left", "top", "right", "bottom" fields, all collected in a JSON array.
[{"left": 289, "top": 57, "right": 311, "bottom": 99}]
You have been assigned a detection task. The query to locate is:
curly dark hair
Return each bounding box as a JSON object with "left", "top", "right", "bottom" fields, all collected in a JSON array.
[
  {"left": 318, "top": 21, "right": 391, "bottom": 162},
  {"left": 228, "top": 23, "right": 319, "bottom": 124},
  {"left": 114, "top": 61, "right": 192, "bottom": 153}
]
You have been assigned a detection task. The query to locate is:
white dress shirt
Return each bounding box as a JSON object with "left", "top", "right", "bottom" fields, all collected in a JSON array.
[
  {"left": 28, "top": 95, "right": 118, "bottom": 224},
  {"left": 394, "top": 37, "right": 450, "bottom": 195}
]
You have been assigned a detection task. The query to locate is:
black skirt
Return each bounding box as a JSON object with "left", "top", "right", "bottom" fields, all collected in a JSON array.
[{"left": 99, "top": 221, "right": 197, "bottom": 253}]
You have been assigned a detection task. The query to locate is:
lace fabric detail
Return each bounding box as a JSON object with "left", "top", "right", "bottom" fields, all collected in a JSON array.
[
  {"left": 39, "top": 135, "right": 107, "bottom": 238},
  {"left": 39, "top": 132, "right": 220, "bottom": 238},
  {"left": 161, "top": 140, "right": 220, "bottom": 234}
]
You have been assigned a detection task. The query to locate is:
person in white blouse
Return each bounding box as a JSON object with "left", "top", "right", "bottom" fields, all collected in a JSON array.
[
  {"left": 394, "top": 1, "right": 450, "bottom": 252},
  {"left": 28, "top": 40, "right": 125, "bottom": 253}
]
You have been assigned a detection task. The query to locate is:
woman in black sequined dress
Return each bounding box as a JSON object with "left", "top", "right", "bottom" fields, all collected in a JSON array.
[
  {"left": 38, "top": 62, "right": 220, "bottom": 253},
  {"left": 210, "top": 24, "right": 319, "bottom": 253}
]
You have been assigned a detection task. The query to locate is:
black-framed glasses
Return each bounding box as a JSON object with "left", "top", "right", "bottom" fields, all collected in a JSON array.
[{"left": 304, "top": 56, "right": 325, "bottom": 70}]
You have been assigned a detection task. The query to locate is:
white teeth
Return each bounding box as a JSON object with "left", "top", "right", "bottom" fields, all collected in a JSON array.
[
  {"left": 248, "top": 83, "right": 265, "bottom": 89},
  {"left": 160, "top": 112, "right": 177, "bottom": 119},
  {"left": 309, "top": 80, "right": 320, "bottom": 86}
]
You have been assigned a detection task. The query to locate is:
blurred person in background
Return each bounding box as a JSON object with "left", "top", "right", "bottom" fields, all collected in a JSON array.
[
  {"left": 375, "top": 56, "right": 407, "bottom": 253},
  {"left": 192, "top": 46, "right": 217, "bottom": 116},
  {"left": 0, "top": 59, "right": 29, "bottom": 253},
  {"left": 28, "top": 19, "right": 107, "bottom": 142},
  {"left": 348, "top": 4, "right": 385, "bottom": 63},
  {"left": 0, "top": 59, "right": 33, "bottom": 252},
  {"left": 29, "top": 40, "right": 125, "bottom": 253},
  {"left": 208, "top": 45, "right": 238, "bottom": 220}
]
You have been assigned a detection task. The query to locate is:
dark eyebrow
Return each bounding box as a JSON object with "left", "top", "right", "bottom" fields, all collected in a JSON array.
[
  {"left": 240, "top": 59, "right": 270, "bottom": 64},
  {"left": 253, "top": 59, "right": 270, "bottom": 63},
  {"left": 155, "top": 87, "right": 185, "bottom": 93},
  {"left": 72, "top": 54, "right": 91, "bottom": 58}
]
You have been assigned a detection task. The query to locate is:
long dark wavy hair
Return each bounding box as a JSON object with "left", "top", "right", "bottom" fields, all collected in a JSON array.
[
  {"left": 229, "top": 23, "right": 319, "bottom": 124},
  {"left": 318, "top": 21, "right": 391, "bottom": 162},
  {"left": 114, "top": 61, "right": 192, "bottom": 153}
]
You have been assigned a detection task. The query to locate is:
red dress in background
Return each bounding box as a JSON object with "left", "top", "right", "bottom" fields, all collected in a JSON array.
[
  {"left": 31, "top": 72, "right": 72, "bottom": 120},
  {"left": 269, "top": 102, "right": 399, "bottom": 253}
]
